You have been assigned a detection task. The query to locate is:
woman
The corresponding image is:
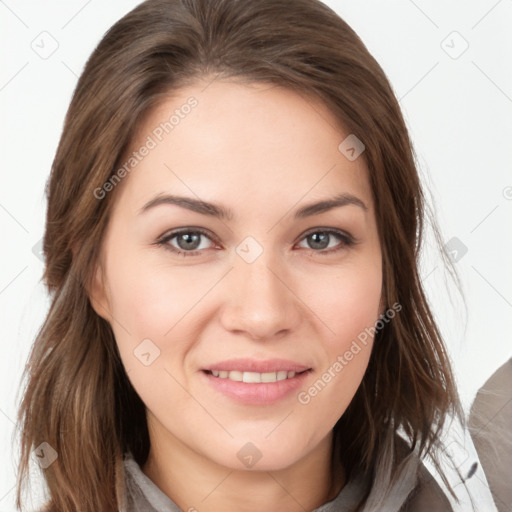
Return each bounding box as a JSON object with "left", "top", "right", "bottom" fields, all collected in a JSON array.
[{"left": 15, "top": 0, "right": 465, "bottom": 510}]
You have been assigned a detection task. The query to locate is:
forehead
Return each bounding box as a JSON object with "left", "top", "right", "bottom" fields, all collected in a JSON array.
[{"left": 112, "top": 79, "right": 372, "bottom": 218}]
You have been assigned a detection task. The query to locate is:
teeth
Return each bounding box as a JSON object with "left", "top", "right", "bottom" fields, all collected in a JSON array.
[
  {"left": 243, "top": 372, "right": 261, "bottom": 383},
  {"left": 229, "top": 371, "right": 243, "bottom": 381},
  {"left": 210, "top": 370, "right": 299, "bottom": 382}
]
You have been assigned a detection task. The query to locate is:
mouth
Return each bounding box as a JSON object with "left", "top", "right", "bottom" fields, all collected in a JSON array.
[
  {"left": 201, "top": 358, "right": 313, "bottom": 405},
  {"left": 204, "top": 369, "right": 310, "bottom": 383}
]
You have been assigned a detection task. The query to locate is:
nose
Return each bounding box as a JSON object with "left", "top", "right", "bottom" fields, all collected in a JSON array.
[{"left": 219, "top": 252, "right": 302, "bottom": 341}]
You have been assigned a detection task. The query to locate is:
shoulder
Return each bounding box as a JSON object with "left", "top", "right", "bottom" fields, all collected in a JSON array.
[
  {"left": 388, "top": 435, "right": 453, "bottom": 511},
  {"left": 402, "top": 463, "right": 453, "bottom": 511}
]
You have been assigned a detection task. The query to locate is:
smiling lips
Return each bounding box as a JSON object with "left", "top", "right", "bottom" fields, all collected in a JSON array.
[
  {"left": 202, "top": 358, "right": 312, "bottom": 404},
  {"left": 208, "top": 369, "right": 301, "bottom": 383}
]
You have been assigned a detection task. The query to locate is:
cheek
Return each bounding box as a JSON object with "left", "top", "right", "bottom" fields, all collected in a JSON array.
[
  {"left": 105, "top": 250, "right": 211, "bottom": 339},
  {"left": 104, "top": 261, "right": 203, "bottom": 410},
  {"left": 103, "top": 249, "right": 225, "bottom": 393},
  {"left": 297, "top": 344, "right": 372, "bottom": 434},
  {"left": 295, "top": 259, "right": 381, "bottom": 418},
  {"left": 305, "top": 259, "right": 382, "bottom": 350}
]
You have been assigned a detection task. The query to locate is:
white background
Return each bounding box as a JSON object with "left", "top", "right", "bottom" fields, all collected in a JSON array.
[{"left": 1, "top": 1, "right": 511, "bottom": 510}]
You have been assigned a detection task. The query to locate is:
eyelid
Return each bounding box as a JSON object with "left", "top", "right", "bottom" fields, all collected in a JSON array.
[
  {"left": 297, "top": 226, "right": 356, "bottom": 244},
  {"left": 156, "top": 227, "right": 220, "bottom": 249}
]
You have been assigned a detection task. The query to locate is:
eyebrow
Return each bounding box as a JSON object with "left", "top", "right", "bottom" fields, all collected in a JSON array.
[{"left": 138, "top": 192, "right": 368, "bottom": 220}]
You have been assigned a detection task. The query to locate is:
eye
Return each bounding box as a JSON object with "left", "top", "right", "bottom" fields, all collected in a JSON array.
[
  {"left": 156, "top": 228, "right": 218, "bottom": 257},
  {"left": 296, "top": 229, "right": 355, "bottom": 255},
  {"left": 156, "top": 227, "right": 356, "bottom": 257}
]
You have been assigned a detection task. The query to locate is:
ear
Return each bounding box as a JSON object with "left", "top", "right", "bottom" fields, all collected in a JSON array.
[{"left": 87, "top": 261, "right": 112, "bottom": 323}]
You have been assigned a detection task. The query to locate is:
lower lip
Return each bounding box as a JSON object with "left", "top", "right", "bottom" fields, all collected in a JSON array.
[{"left": 202, "top": 370, "right": 311, "bottom": 405}]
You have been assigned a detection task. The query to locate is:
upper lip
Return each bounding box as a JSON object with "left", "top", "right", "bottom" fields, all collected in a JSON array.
[{"left": 203, "top": 358, "right": 311, "bottom": 373}]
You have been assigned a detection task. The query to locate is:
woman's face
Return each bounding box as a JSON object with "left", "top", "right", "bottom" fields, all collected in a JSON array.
[{"left": 90, "top": 79, "right": 383, "bottom": 471}]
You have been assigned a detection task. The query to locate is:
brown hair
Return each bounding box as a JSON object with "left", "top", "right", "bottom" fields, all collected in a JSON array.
[{"left": 15, "top": 0, "right": 463, "bottom": 510}]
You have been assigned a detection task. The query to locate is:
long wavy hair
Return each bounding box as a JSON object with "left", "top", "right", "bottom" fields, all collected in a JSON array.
[{"left": 15, "top": 0, "right": 463, "bottom": 510}]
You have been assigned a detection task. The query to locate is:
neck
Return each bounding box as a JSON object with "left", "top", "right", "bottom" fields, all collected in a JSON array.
[{"left": 141, "top": 424, "right": 345, "bottom": 512}]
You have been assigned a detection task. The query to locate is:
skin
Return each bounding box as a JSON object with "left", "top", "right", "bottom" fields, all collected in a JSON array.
[{"left": 89, "top": 78, "right": 383, "bottom": 512}]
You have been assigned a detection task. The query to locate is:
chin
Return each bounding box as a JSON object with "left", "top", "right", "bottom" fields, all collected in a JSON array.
[{"left": 203, "top": 432, "right": 316, "bottom": 472}]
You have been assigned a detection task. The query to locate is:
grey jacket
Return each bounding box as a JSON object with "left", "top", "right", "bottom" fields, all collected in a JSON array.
[
  {"left": 120, "top": 450, "right": 453, "bottom": 512},
  {"left": 33, "top": 446, "right": 454, "bottom": 511},
  {"left": 469, "top": 357, "right": 512, "bottom": 511}
]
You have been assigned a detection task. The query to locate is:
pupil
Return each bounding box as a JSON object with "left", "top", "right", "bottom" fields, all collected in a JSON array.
[
  {"left": 178, "top": 233, "right": 200, "bottom": 250},
  {"left": 309, "top": 232, "right": 329, "bottom": 249}
]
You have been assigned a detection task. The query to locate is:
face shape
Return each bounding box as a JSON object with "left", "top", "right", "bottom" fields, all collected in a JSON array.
[{"left": 89, "top": 79, "right": 383, "bottom": 473}]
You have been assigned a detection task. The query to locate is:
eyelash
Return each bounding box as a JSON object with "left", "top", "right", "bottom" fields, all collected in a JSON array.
[{"left": 155, "top": 227, "right": 356, "bottom": 257}]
